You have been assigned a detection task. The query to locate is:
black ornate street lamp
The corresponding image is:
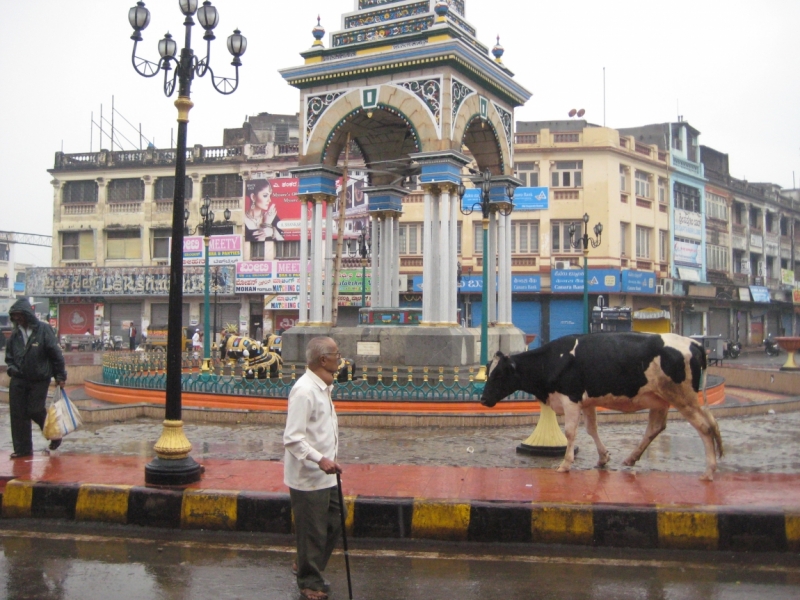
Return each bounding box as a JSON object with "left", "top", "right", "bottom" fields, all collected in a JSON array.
[
  {"left": 458, "top": 170, "right": 514, "bottom": 381},
  {"left": 185, "top": 195, "right": 231, "bottom": 375},
  {"left": 569, "top": 213, "right": 603, "bottom": 334},
  {"left": 358, "top": 232, "right": 371, "bottom": 307},
  {"left": 128, "top": 0, "right": 245, "bottom": 485}
]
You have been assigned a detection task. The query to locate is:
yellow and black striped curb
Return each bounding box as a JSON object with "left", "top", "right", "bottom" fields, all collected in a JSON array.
[{"left": 1, "top": 481, "right": 798, "bottom": 553}]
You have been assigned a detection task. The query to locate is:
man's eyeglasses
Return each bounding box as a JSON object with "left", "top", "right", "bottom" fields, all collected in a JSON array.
[{"left": 323, "top": 351, "right": 341, "bottom": 359}]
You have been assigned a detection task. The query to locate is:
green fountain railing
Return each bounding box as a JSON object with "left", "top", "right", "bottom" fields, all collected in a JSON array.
[{"left": 101, "top": 351, "right": 536, "bottom": 403}]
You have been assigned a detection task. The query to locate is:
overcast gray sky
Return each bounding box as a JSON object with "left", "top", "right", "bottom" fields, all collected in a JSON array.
[{"left": 2, "top": 0, "right": 799, "bottom": 266}]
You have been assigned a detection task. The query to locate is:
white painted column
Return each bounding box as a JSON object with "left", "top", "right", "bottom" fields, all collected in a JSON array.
[
  {"left": 383, "top": 215, "right": 394, "bottom": 306},
  {"left": 422, "top": 190, "right": 433, "bottom": 323},
  {"left": 488, "top": 211, "right": 497, "bottom": 324},
  {"left": 375, "top": 215, "right": 384, "bottom": 307},
  {"left": 393, "top": 216, "right": 401, "bottom": 307},
  {"left": 497, "top": 211, "right": 508, "bottom": 325},
  {"left": 505, "top": 212, "right": 513, "bottom": 324},
  {"left": 299, "top": 198, "right": 309, "bottom": 324},
  {"left": 430, "top": 192, "right": 441, "bottom": 323},
  {"left": 311, "top": 198, "right": 324, "bottom": 323},
  {"left": 324, "top": 202, "right": 334, "bottom": 324},
  {"left": 450, "top": 191, "right": 459, "bottom": 324},
  {"left": 438, "top": 188, "right": 450, "bottom": 324}
]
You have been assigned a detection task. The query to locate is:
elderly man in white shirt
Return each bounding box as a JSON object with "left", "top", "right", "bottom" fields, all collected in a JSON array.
[{"left": 284, "top": 336, "right": 343, "bottom": 600}]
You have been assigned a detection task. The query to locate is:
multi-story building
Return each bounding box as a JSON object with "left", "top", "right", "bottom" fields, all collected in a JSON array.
[
  {"left": 504, "top": 120, "right": 671, "bottom": 340},
  {"left": 701, "top": 146, "right": 800, "bottom": 341},
  {"left": 38, "top": 113, "right": 314, "bottom": 341}
]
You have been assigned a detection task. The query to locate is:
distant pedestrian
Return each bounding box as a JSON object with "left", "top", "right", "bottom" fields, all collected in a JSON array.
[
  {"left": 255, "top": 325, "right": 263, "bottom": 343},
  {"left": 192, "top": 329, "right": 202, "bottom": 358},
  {"left": 4, "top": 298, "right": 67, "bottom": 458},
  {"left": 128, "top": 323, "right": 137, "bottom": 351},
  {"left": 284, "top": 336, "right": 343, "bottom": 600}
]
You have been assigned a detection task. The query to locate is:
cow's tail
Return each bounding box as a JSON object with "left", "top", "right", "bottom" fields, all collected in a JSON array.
[{"left": 695, "top": 342, "right": 724, "bottom": 458}]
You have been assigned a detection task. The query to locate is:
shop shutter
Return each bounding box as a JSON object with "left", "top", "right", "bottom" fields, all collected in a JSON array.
[
  {"left": 150, "top": 303, "right": 190, "bottom": 328},
  {"left": 107, "top": 302, "right": 143, "bottom": 339},
  {"left": 512, "top": 300, "right": 542, "bottom": 348},
  {"left": 549, "top": 299, "right": 583, "bottom": 343},
  {"left": 707, "top": 308, "right": 730, "bottom": 339}
]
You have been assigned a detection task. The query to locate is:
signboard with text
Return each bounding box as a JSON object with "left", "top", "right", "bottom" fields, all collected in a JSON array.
[
  {"left": 621, "top": 270, "right": 656, "bottom": 293},
  {"left": 551, "top": 269, "right": 620, "bottom": 293}
]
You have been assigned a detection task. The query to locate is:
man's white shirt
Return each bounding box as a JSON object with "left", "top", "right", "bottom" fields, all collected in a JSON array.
[{"left": 283, "top": 369, "right": 339, "bottom": 491}]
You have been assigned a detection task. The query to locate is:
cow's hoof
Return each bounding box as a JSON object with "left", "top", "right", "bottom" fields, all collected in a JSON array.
[
  {"left": 596, "top": 453, "right": 611, "bottom": 468},
  {"left": 622, "top": 457, "right": 637, "bottom": 467},
  {"left": 700, "top": 472, "right": 714, "bottom": 482},
  {"left": 556, "top": 464, "right": 572, "bottom": 473}
]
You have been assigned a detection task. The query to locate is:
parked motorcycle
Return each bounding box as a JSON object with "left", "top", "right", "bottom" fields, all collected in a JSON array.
[
  {"left": 723, "top": 340, "right": 741, "bottom": 359},
  {"left": 764, "top": 335, "right": 781, "bottom": 357}
]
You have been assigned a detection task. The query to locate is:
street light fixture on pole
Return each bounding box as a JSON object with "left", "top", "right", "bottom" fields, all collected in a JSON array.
[
  {"left": 128, "top": 0, "right": 246, "bottom": 485},
  {"left": 458, "top": 170, "right": 514, "bottom": 382},
  {"left": 358, "top": 232, "right": 370, "bottom": 308},
  {"left": 185, "top": 195, "right": 231, "bottom": 375},
  {"left": 569, "top": 214, "right": 603, "bottom": 334}
]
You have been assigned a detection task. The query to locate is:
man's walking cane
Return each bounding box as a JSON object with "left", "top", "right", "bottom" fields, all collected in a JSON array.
[{"left": 336, "top": 473, "right": 354, "bottom": 600}]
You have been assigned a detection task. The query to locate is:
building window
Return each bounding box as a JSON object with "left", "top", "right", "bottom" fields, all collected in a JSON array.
[
  {"left": 0, "top": 242, "right": 8, "bottom": 261},
  {"left": 62, "top": 180, "right": 98, "bottom": 204},
  {"left": 674, "top": 183, "right": 701, "bottom": 212},
  {"left": 154, "top": 176, "right": 193, "bottom": 200},
  {"left": 515, "top": 162, "right": 539, "bottom": 187},
  {"left": 551, "top": 221, "right": 581, "bottom": 254},
  {"left": 620, "top": 166, "right": 628, "bottom": 193},
  {"left": 202, "top": 174, "right": 243, "bottom": 198},
  {"left": 551, "top": 161, "right": 582, "bottom": 188},
  {"left": 635, "top": 226, "right": 652, "bottom": 259},
  {"left": 620, "top": 222, "right": 629, "bottom": 257},
  {"left": 275, "top": 240, "right": 310, "bottom": 259},
  {"left": 511, "top": 221, "right": 539, "bottom": 253},
  {"left": 399, "top": 223, "right": 423, "bottom": 255},
  {"left": 707, "top": 244, "right": 729, "bottom": 271},
  {"left": 106, "top": 230, "right": 141, "bottom": 259},
  {"left": 473, "top": 223, "right": 483, "bottom": 254},
  {"left": 706, "top": 192, "right": 728, "bottom": 221},
  {"left": 659, "top": 230, "right": 668, "bottom": 262},
  {"left": 151, "top": 228, "right": 171, "bottom": 259},
  {"left": 635, "top": 171, "right": 651, "bottom": 198},
  {"left": 108, "top": 178, "right": 145, "bottom": 203},
  {"left": 658, "top": 178, "right": 667, "bottom": 203},
  {"left": 62, "top": 231, "right": 94, "bottom": 260},
  {"left": 250, "top": 241, "right": 266, "bottom": 260}
]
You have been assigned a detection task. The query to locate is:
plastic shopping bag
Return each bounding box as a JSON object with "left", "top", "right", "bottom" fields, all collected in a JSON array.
[{"left": 43, "top": 388, "right": 83, "bottom": 440}]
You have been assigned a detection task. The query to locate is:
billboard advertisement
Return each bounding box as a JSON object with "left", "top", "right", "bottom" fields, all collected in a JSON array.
[
  {"left": 182, "top": 235, "right": 242, "bottom": 266},
  {"left": 244, "top": 177, "right": 303, "bottom": 242}
]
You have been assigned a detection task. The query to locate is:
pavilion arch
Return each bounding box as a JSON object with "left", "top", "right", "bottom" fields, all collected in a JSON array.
[{"left": 452, "top": 95, "right": 511, "bottom": 176}]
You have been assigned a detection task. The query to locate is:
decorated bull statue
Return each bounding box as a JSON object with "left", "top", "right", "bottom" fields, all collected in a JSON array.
[
  {"left": 220, "top": 331, "right": 282, "bottom": 379},
  {"left": 480, "top": 332, "right": 723, "bottom": 481}
]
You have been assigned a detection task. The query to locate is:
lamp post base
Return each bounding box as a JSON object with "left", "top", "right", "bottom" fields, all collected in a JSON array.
[{"left": 145, "top": 456, "right": 204, "bottom": 486}]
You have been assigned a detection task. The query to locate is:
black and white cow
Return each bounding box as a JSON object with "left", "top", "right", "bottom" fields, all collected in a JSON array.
[{"left": 481, "top": 332, "right": 724, "bottom": 481}]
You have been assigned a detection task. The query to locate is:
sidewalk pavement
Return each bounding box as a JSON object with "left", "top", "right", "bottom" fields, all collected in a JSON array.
[{"left": 1, "top": 452, "right": 799, "bottom": 553}]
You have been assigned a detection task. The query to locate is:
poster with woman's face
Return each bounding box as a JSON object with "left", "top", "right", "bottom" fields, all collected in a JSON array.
[{"left": 244, "top": 178, "right": 306, "bottom": 242}]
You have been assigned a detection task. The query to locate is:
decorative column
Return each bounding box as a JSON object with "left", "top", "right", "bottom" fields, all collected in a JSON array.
[
  {"left": 393, "top": 217, "right": 401, "bottom": 308},
  {"left": 438, "top": 185, "right": 451, "bottom": 324},
  {"left": 364, "top": 185, "right": 406, "bottom": 309},
  {"left": 324, "top": 198, "right": 334, "bottom": 324},
  {"left": 487, "top": 210, "right": 498, "bottom": 325},
  {"left": 311, "top": 196, "right": 325, "bottom": 324},
  {"left": 410, "top": 151, "right": 472, "bottom": 326},
  {"left": 298, "top": 196, "right": 309, "bottom": 325},
  {"left": 372, "top": 215, "right": 382, "bottom": 308}
]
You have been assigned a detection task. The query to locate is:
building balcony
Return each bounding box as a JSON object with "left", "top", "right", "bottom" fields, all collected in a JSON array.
[
  {"left": 553, "top": 189, "right": 580, "bottom": 200},
  {"left": 62, "top": 203, "right": 97, "bottom": 216},
  {"left": 210, "top": 197, "right": 241, "bottom": 211},
  {"left": 514, "top": 133, "right": 539, "bottom": 145},
  {"left": 107, "top": 202, "right": 143, "bottom": 213},
  {"left": 552, "top": 132, "right": 580, "bottom": 144}
]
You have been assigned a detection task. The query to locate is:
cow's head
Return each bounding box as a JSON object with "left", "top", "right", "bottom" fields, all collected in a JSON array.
[{"left": 480, "top": 351, "right": 520, "bottom": 407}]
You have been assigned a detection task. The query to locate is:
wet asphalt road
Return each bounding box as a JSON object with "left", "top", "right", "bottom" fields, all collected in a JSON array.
[{"left": 1, "top": 522, "right": 799, "bottom": 600}]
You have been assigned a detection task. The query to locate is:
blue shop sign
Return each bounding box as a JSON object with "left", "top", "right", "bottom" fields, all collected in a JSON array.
[
  {"left": 413, "top": 274, "right": 541, "bottom": 293},
  {"left": 749, "top": 286, "right": 771, "bottom": 303},
  {"left": 551, "top": 269, "right": 620, "bottom": 293},
  {"left": 621, "top": 270, "right": 656, "bottom": 293},
  {"left": 461, "top": 188, "right": 481, "bottom": 212},
  {"left": 513, "top": 187, "right": 549, "bottom": 211}
]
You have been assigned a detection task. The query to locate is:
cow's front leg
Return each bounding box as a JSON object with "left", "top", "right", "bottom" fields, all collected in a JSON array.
[
  {"left": 582, "top": 405, "right": 610, "bottom": 468},
  {"left": 623, "top": 406, "right": 668, "bottom": 467},
  {"left": 556, "top": 395, "right": 581, "bottom": 473}
]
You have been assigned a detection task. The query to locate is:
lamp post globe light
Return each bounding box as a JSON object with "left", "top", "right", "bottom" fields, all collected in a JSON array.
[
  {"left": 128, "top": 0, "right": 245, "bottom": 485},
  {"left": 569, "top": 213, "right": 603, "bottom": 334},
  {"left": 185, "top": 195, "right": 231, "bottom": 376},
  {"left": 458, "top": 170, "right": 514, "bottom": 383}
]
